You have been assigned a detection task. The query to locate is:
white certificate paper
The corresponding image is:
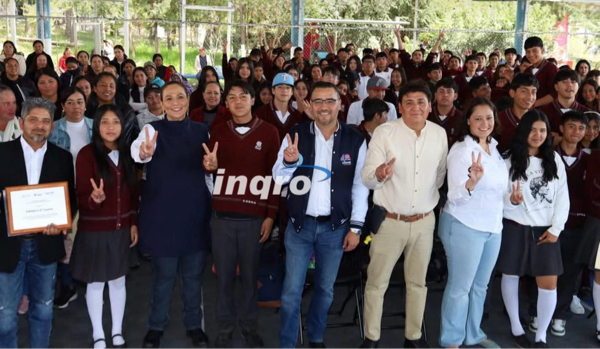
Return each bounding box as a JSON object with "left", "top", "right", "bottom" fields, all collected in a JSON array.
[{"left": 4, "top": 183, "right": 71, "bottom": 236}]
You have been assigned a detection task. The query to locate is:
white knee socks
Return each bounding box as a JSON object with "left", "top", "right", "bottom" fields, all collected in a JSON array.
[
  {"left": 535, "top": 288, "right": 557, "bottom": 343},
  {"left": 86, "top": 277, "right": 127, "bottom": 348},
  {"left": 86, "top": 282, "right": 106, "bottom": 349},
  {"left": 108, "top": 276, "right": 126, "bottom": 346},
  {"left": 594, "top": 281, "right": 600, "bottom": 332},
  {"left": 501, "top": 274, "right": 524, "bottom": 336}
]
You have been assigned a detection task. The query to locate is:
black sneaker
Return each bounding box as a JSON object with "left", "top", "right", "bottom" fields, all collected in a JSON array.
[
  {"left": 403, "top": 337, "right": 429, "bottom": 348},
  {"left": 54, "top": 286, "right": 77, "bottom": 309},
  {"left": 241, "top": 330, "right": 264, "bottom": 348},
  {"left": 213, "top": 332, "right": 232, "bottom": 348},
  {"left": 142, "top": 330, "right": 163, "bottom": 348},
  {"left": 512, "top": 334, "right": 531, "bottom": 348},
  {"left": 533, "top": 341, "right": 549, "bottom": 348},
  {"left": 187, "top": 328, "right": 209, "bottom": 348},
  {"left": 359, "top": 338, "right": 378, "bottom": 348}
]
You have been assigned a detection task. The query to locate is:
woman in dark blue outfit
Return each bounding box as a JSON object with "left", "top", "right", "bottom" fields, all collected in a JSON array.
[{"left": 130, "top": 81, "right": 212, "bottom": 348}]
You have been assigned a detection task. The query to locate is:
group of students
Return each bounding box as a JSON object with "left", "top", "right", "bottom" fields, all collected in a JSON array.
[{"left": 0, "top": 30, "right": 599, "bottom": 349}]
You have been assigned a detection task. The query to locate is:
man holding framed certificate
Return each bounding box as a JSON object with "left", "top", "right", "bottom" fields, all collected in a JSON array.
[{"left": 0, "top": 97, "right": 77, "bottom": 348}]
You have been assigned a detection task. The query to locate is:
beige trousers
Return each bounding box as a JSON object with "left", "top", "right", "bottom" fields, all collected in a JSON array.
[{"left": 363, "top": 214, "right": 435, "bottom": 341}]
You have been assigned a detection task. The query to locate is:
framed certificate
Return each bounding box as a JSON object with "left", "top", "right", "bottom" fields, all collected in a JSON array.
[{"left": 3, "top": 182, "right": 72, "bottom": 236}]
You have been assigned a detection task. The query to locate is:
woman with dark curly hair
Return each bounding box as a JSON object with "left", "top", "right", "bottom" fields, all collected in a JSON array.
[{"left": 497, "top": 110, "right": 569, "bottom": 348}]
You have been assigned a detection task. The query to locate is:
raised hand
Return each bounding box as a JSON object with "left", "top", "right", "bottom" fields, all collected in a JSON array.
[
  {"left": 375, "top": 157, "right": 396, "bottom": 182},
  {"left": 139, "top": 127, "right": 158, "bottom": 160},
  {"left": 394, "top": 27, "right": 402, "bottom": 38},
  {"left": 284, "top": 133, "right": 300, "bottom": 164},
  {"left": 468, "top": 151, "right": 484, "bottom": 183},
  {"left": 202, "top": 142, "right": 219, "bottom": 171},
  {"left": 90, "top": 178, "right": 106, "bottom": 204},
  {"left": 283, "top": 42, "right": 293, "bottom": 50},
  {"left": 510, "top": 181, "right": 524, "bottom": 205},
  {"left": 438, "top": 30, "right": 445, "bottom": 41},
  {"left": 222, "top": 41, "right": 228, "bottom": 53}
]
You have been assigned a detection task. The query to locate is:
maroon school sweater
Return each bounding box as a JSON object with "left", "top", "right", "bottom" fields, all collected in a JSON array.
[
  {"left": 208, "top": 117, "right": 280, "bottom": 219},
  {"left": 525, "top": 59, "right": 559, "bottom": 102},
  {"left": 428, "top": 105, "right": 463, "bottom": 148},
  {"left": 497, "top": 107, "right": 523, "bottom": 154},
  {"left": 255, "top": 101, "right": 304, "bottom": 141},
  {"left": 556, "top": 145, "right": 589, "bottom": 228},
  {"left": 586, "top": 150, "right": 600, "bottom": 219},
  {"left": 189, "top": 105, "right": 232, "bottom": 129},
  {"left": 454, "top": 72, "right": 477, "bottom": 108},
  {"left": 538, "top": 99, "right": 590, "bottom": 135},
  {"left": 75, "top": 144, "right": 139, "bottom": 232},
  {"left": 399, "top": 50, "right": 435, "bottom": 81}
]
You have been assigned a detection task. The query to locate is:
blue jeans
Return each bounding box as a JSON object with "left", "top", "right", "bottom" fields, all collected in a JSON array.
[
  {"left": 0, "top": 240, "right": 58, "bottom": 348},
  {"left": 438, "top": 211, "right": 501, "bottom": 347},
  {"left": 149, "top": 250, "right": 207, "bottom": 331},
  {"left": 279, "top": 218, "right": 346, "bottom": 348}
]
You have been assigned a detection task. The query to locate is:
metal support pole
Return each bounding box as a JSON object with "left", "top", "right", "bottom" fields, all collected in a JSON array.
[
  {"left": 9, "top": 0, "right": 16, "bottom": 43},
  {"left": 514, "top": 0, "right": 529, "bottom": 55},
  {"left": 124, "top": 0, "right": 130, "bottom": 56},
  {"left": 94, "top": 0, "right": 101, "bottom": 54},
  {"left": 227, "top": 2, "right": 232, "bottom": 55},
  {"left": 413, "top": 0, "right": 419, "bottom": 50},
  {"left": 180, "top": 0, "right": 187, "bottom": 75},
  {"left": 291, "top": 0, "right": 305, "bottom": 53}
]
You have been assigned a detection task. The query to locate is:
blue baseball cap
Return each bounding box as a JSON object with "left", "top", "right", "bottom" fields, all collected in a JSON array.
[{"left": 272, "top": 73, "right": 295, "bottom": 87}]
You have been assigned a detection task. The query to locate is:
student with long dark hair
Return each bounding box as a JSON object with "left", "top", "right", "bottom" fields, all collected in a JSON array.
[
  {"left": 71, "top": 104, "right": 138, "bottom": 349},
  {"left": 581, "top": 111, "right": 600, "bottom": 152},
  {"left": 87, "top": 54, "right": 104, "bottom": 79},
  {"left": 497, "top": 110, "right": 569, "bottom": 348},
  {"left": 129, "top": 67, "right": 149, "bottom": 112},
  {"left": 230, "top": 58, "right": 254, "bottom": 89}
]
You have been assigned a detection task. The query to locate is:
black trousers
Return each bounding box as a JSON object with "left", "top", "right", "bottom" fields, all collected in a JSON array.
[{"left": 211, "top": 215, "right": 264, "bottom": 334}]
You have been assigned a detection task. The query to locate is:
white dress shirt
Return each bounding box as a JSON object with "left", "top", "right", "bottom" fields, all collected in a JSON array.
[
  {"left": 273, "top": 122, "right": 369, "bottom": 227},
  {"left": 362, "top": 118, "right": 448, "bottom": 215},
  {"left": 444, "top": 137, "right": 509, "bottom": 233},
  {"left": 20, "top": 136, "right": 47, "bottom": 185},
  {"left": 346, "top": 100, "right": 397, "bottom": 126}
]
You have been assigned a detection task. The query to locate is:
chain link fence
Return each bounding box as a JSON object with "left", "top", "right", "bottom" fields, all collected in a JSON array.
[{"left": 2, "top": 15, "right": 600, "bottom": 77}]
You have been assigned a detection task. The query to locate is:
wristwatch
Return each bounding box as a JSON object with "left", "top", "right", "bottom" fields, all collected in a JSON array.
[{"left": 350, "top": 228, "right": 361, "bottom": 235}]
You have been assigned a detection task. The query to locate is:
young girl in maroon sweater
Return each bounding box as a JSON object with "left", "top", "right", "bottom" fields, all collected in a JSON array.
[{"left": 70, "top": 104, "right": 139, "bottom": 349}]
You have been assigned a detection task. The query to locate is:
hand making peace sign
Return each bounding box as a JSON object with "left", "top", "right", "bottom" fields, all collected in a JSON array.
[
  {"left": 284, "top": 133, "right": 299, "bottom": 163},
  {"left": 375, "top": 157, "right": 396, "bottom": 183},
  {"left": 510, "top": 181, "right": 524, "bottom": 205},
  {"left": 202, "top": 142, "right": 219, "bottom": 171},
  {"left": 469, "top": 151, "right": 484, "bottom": 184},
  {"left": 139, "top": 127, "right": 158, "bottom": 160},
  {"left": 90, "top": 178, "right": 106, "bottom": 204}
]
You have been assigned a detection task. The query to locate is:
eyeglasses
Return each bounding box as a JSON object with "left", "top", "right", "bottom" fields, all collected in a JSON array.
[{"left": 311, "top": 98, "right": 338, "bottom": 106}]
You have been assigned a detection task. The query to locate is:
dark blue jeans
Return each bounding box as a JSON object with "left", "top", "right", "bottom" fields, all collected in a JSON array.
[
  {"left": 279, "top": 218, "right": 346, "bottom": 348},
  {"left": 148, "top": 250, "right": 207, "bottom": 331},
  {"left": 0, "top": 239, "right": 58, "bottom": 348}
]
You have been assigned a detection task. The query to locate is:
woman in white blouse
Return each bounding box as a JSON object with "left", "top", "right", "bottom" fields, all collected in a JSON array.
[
  {"left": 438, "top": 98, "right": 507, "bottom": 348},
  {"left": 129, "top": 67, "right": 149, "bottom": 112},
  {"left": 497, "top": 109, "right": 569, "bottom": 348}
]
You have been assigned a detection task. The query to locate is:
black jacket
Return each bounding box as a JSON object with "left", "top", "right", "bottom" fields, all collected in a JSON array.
[
  {"left": 0, "top": 138, "right": 77, "bottom": 273},
  {"left": 0, "top": 75, "right": 38, "bottom": 117}
]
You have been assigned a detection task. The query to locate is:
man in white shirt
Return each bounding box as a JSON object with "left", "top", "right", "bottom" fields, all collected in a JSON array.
[
  {"left": 347, "top": 76, "right": 397, "bottom": 125},
  {"left": 0, "top": 85, "right": 22, "bottom": 142},
  {"left": 360, "top": 81, "right": 448, "bottom": 348},
  {"left": 273, "top": 81, "right": 369, "bottom": 348},
  {"left": 0, "top": 97, "right": 77, "bottom": 348},
  {"left": 374, "top": 52, "right": 392, "bottom": 85},
  {"left": 357, "top": 55, "right": 376, "bottom": 100}
]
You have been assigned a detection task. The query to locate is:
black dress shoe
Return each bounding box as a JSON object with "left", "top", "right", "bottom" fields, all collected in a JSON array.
[
  {"left": 533, "top": 341, "right": 548, "bottom": 348},
  {"left": 359, "top": 338, "right": 379, "bottom": 348},
  {"left": 308, "top": 342, "right": 326, "bottom": 348},
  {"left": 92, "top": 338, "right": 105, "bottom": 348},
  {"left": 112, "top": 334, "right": 127, "bottom": 348},
  {"left": 403, "top": 337, "right": 430, "bottom": 348},
  {"left": 213, "top": 332, "right": 232, "bottom": 348},
  {"left": 187, "top": 328, "right": 209, "bottom": 348},
  {"left": 142, "top": 330, "right": 163, "bottom": 348},
  {"left": 512, "top": 334, "right": 531, "bottom": 348},
  {"left": 241, "top": 330, "right": 264, "bottom": 348}
]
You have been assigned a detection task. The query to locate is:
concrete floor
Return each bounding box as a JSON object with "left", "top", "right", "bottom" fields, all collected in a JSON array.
[{"left": 17, "top": 249, "right": 600, "bottom": 348}]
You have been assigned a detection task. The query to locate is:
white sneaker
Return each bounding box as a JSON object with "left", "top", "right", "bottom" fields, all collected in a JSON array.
[
  {"left": 570, "top": 295, "right": 585, "bottom": 314},
  {"left": 551, "top": 319, "right": 566, "bottom": 337},
  {"left": 528, "top": 316, "right": 538, "bottom": 333}
]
